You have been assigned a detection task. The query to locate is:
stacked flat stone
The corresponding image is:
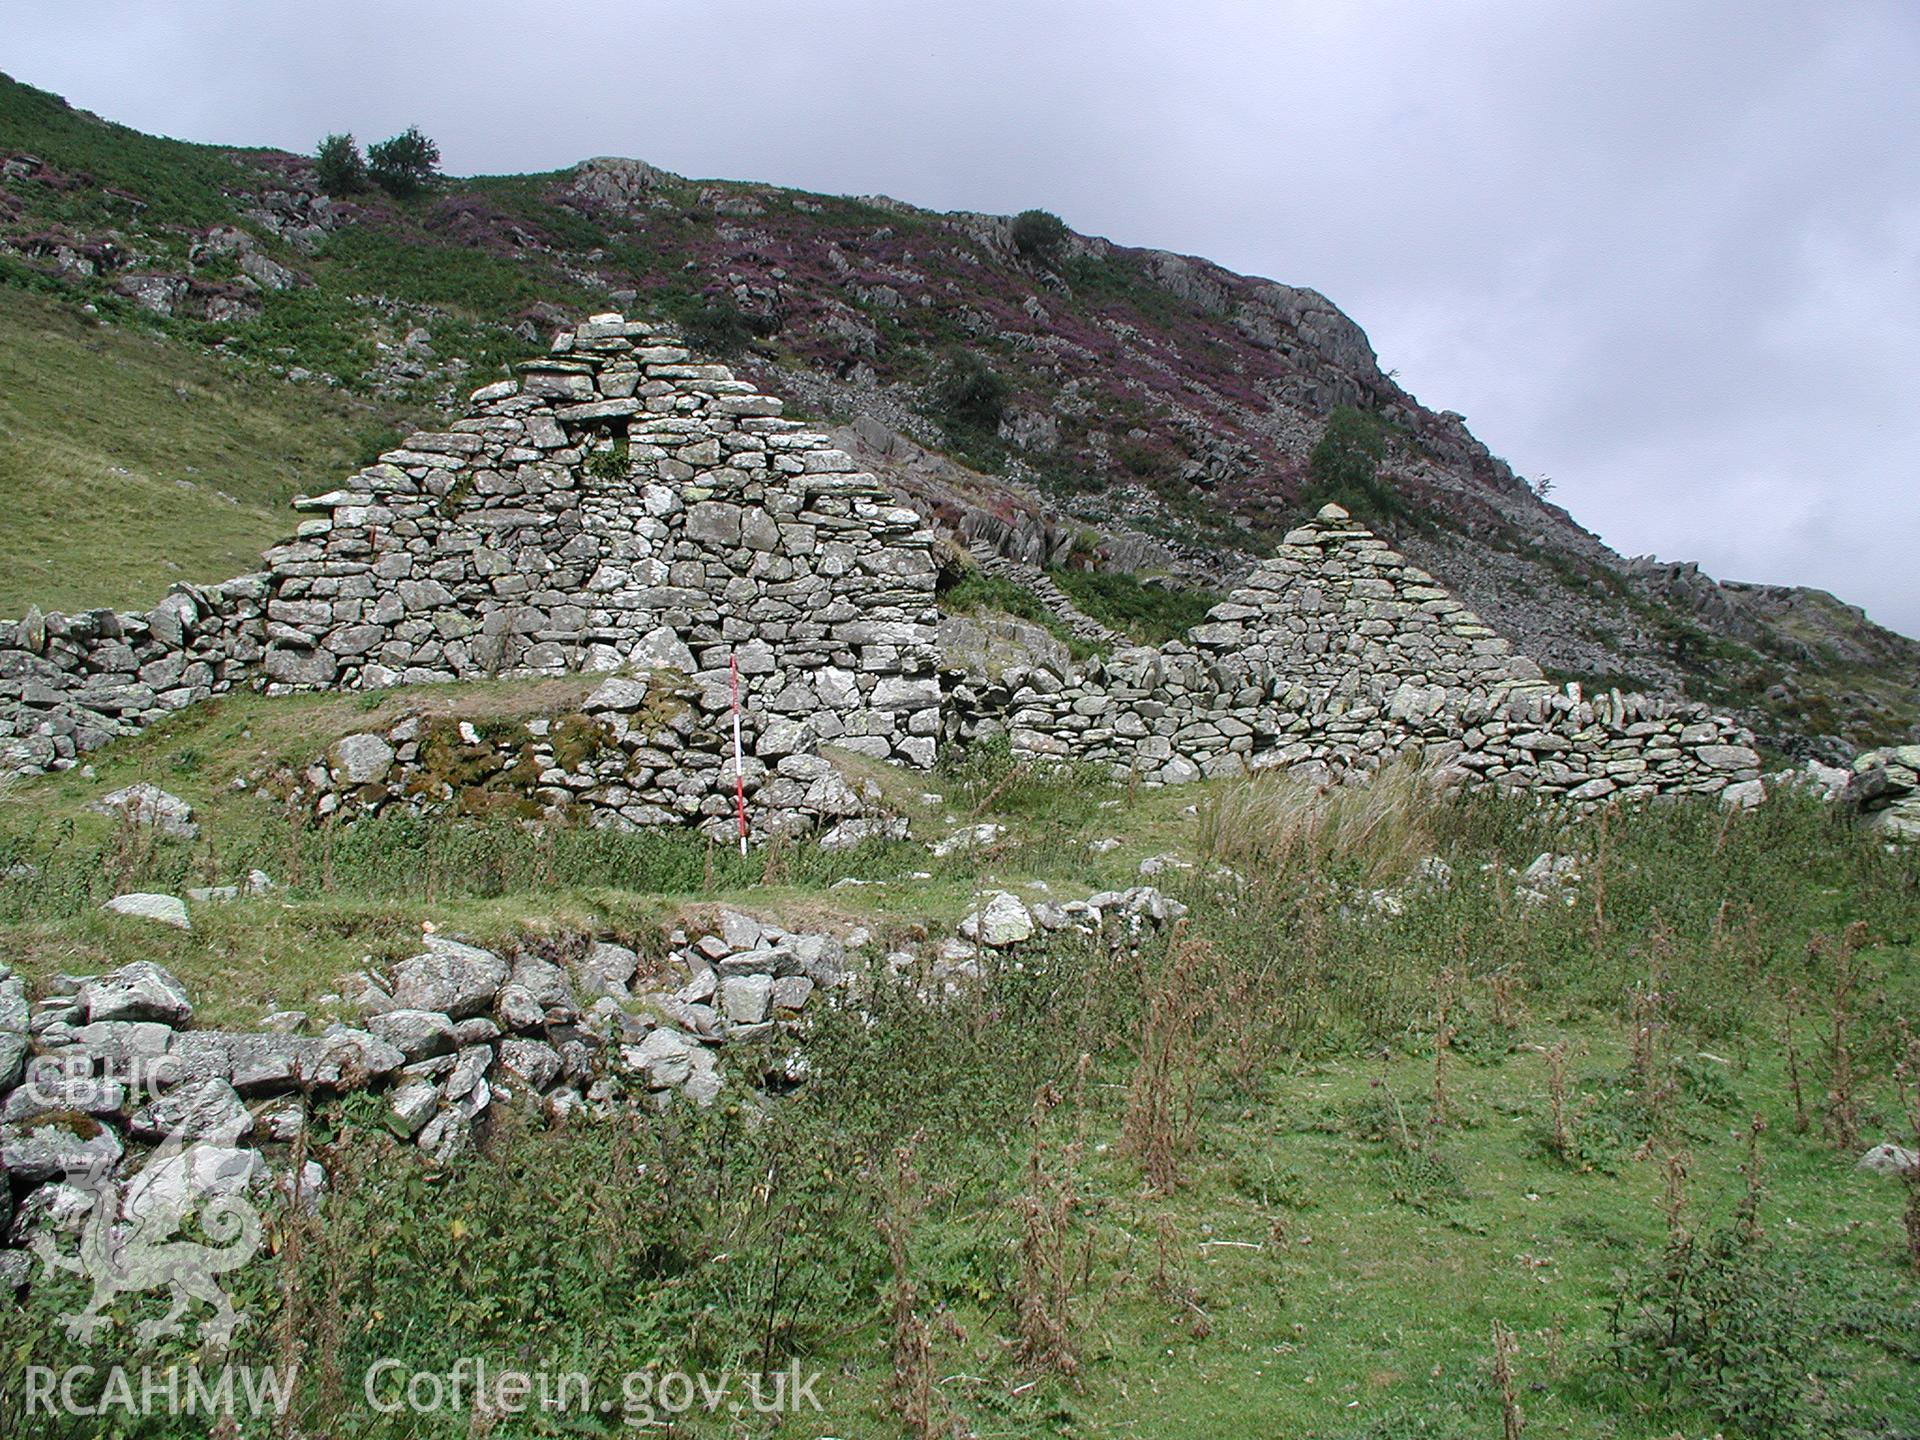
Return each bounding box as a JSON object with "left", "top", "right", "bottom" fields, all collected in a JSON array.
[
  {"left": 0, "top": 313, "right": 941, "bottom": 788},
  {"left": 266, "top": 313, "right": 940, "bottom": 767},
  {"left": 1848, "top": 745, "right": 1920, "bottom": 840},
  {"left": 954, "top": 504, "right": 1762, "bottom": 802},
  {"left": 291, "top": 677, "right": 889, "bottom": 841},
  {"left": 0, "top": 581, "right": 266, "bottom": 773}
]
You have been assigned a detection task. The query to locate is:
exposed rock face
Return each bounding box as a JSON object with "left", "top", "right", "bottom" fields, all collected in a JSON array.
[
  {"left": 559, "top": 157, "right": 673, "bottom": 219},
  {"left": 1848, "top": 745, "right": 1920, "bottom": 840}
]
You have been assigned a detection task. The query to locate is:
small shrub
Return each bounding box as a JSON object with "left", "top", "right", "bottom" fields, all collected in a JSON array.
[
  {"left": 1608, "top": 1220, "right": 1830, "bottom": 1437},
  {"left": 583, "top": 435, "right": 629, "bottom": 480},
  {"left": 313, "top": 133, "right": 367, "bottom": 195},
  {"left": 1303, "top": 405, "right": 1399, "bottom": 522},
  {"left": 1011, "top": 209, "right": 1069, "bottom": 267},
  {"left": 932, "top": 349, "right": 1010, "bottom": 434},
  {"left": 366, "top": 126, "right": 441, "bottom": 198},
  {"left": 665, "top": 291, "right": 765, "bottom": 357}
]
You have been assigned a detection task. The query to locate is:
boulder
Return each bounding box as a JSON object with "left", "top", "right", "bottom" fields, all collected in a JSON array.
[
  {"left": 387, "top": 1079, "right": 440, "bottom": 1137},
  {"left": 129, "top": 1077, "right": 252, "bottom": 1143},
  {"left": 1856, "top": 1143, "right": 1919, "bottom": 1176},
  {"left": 390, "top": 942, "right": 508, "bottom": 1019},
  {"left": 575, "top": 941, "right": 639, "bottom": 997},
  {"left": 622, "top": 1028, "right": 693, "bottom": 1088},
  {"left": 89, "top": 783, "right": 198, "bottom": 839},
  {"left": 367, "top": 1008, "right": 458, "bottom": 1061},
  {"left": 0, "top": 1117, "right": 123, "bottom": 1185},
  {"left": 331, "top": 733, "right": 396, "bottom": 785},
  {"left": 960, "top": 890, "right": 1033, "bottom": 948},
  {"left": 497, "top": 1038, "right": 562, "bottom": 1093},
  {"left": 719, "top": 974, "right": 772, "bottom": 1025},
  {"left": 80, "top": 962, "right": 194, "bottom": 1024},
  {"left": 101, "top": 893, "right": 192, "bottom": 932},
  {"left": 494, "top": 985, "right": 546, "bottom": 1032},
  {"left": 3, "top": 1068, "right": 125, "bottom": 1123},
  {"left": 119, "top": 1144, "right": 265, "bottom": 1227}
]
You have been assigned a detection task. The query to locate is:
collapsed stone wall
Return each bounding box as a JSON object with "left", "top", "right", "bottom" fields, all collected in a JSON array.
[
  {"left": 1, "top": 315, "right": 1764, "bottom": 820},
  {"left": 0, "top": 315, "right": 942, "bottom": 835},
  {"left": 0, "top": 888, "right": 1186, "bottom": 1287},
  {"left": 0, "top": 582, "right": 267, "bottom": 774},
  {"left": 951, "top": 505, "right": 1764, "bottom": 803}
]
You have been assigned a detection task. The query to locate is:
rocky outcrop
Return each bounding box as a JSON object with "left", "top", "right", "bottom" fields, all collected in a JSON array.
[{"left": 1848, "top": 745, "right": 1920, "bottom": 840}]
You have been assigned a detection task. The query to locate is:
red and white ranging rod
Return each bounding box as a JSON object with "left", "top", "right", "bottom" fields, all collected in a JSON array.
[{"left": 730, "top": 653, "right": 748, "bottom": 856}]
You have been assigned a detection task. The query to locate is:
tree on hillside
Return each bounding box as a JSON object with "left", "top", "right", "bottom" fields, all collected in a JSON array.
[
  {"left": 314, "top": 133, "right": 367, "bottom": 195},
  {"left": 1011, "top": 209, "right": 1068, "bottom": 267},
  {"left": 367, "top": 126, "right": 441, "bottom": 198},
  {"left": 1303, "top": 406, "right": 1399, "bottom": 521},
  {"left": 933, "top": 349, "right": 1010, "bottom": 434}
]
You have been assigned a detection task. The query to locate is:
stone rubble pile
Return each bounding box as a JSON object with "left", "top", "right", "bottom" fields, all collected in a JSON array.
[
  {"left": 948, "top": 505, "right": 1764, "bottom": 804},
  {"left": 0, "top": 887, "right": 1185, "bottom": 1283}
]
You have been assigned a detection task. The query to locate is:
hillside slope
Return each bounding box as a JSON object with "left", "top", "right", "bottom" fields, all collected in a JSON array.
[{"left": 0, "top": 71, "right": 1912, "bottom": 755}]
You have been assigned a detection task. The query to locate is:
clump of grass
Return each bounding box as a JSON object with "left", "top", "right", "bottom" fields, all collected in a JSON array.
[
  {"left": 1197, "top": 754, "right": 1439, "bottom": 892},
  {"left": 1014, "top": 1063, "right": 1091, "bottom": 1376},
  {"left": 1896, "top": 1027, "right": 1920, "bottom": 1273},
  {"left": 1121, "top": 928, "right": 1212, "bottom": 1195},
  {"left": 934, "top": 733, "right": 1111, "bottom": 827},
  {"left": 1812, "top": 920, "right": 1874, "bottom": 1153},
  {"left": 1491, "top": 1319, "right": 1525, "bottom": 1440},
  {"left": 877, "top": 1140, "right": 942, "bottom": 1439},
  {"left": 1045, "top": 567, "right": 1223, "bottom": 644}
]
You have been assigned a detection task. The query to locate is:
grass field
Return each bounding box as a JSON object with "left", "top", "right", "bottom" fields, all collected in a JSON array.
[
  {"left": 0, "top": 289, "right": 408, "bottom": 618},
  {"left": 2, "top": 685, "right": 1917, "bottom": 1438}
]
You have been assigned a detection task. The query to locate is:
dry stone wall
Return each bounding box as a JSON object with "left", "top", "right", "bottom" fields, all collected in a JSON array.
[
  {"left": 2, "top": 315, "right": 1765, "bottom": 823},
  {"left": 0, "top": 315, "right": 943, "bottom": 833},
  {"left": 950, "top": 505, "right": 1764, "bottom": 803}
]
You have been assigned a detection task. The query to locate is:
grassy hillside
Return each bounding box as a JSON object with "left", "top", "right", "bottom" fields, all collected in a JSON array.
[{"left": 0, "top": 289, "right": 404, "bottom": 616}]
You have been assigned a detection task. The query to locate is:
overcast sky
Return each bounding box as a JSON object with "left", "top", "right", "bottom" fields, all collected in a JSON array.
[{"left": 9, "top": 1, "right": 1917, "bottom": 636}]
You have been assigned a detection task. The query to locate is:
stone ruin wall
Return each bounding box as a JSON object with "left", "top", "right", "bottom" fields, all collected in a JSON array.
[
  {"left": 949, "top": 506, "right": 1765, "bottom": 803},
  {"left": 0, "top": 314, "right": 942, "bottom": 837},
  {"left": 1, "top": 316, "right": 1763, "bottom": 829}
]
